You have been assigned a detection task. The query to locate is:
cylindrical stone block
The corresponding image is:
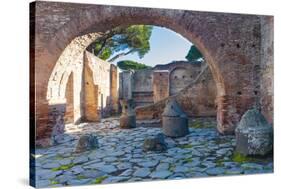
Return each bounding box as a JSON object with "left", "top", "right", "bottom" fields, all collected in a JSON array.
[{"left": 162, "top": 116, "right": 188, "bottom": 137}]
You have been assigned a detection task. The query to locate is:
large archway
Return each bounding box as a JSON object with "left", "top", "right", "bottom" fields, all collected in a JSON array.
[{"left": 33, "top": 2, "right": 264, "bottom": 144}]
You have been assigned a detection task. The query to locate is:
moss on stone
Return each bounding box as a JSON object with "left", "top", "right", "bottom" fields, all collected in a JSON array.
[
  {"left": 189, "top": 120, "right": 215, "bottom": 128},
  {"left": 180, "top": 144, "right": 193, "bottom": 149},
  {"left": 49, "top": 179, "right": 59, "bottom": 185},
  {"left": 189, "top": 121, "right": 202, "bottom": 128},
  {"left": 169, "top": 164, "right": 176, "bottom": 171},
  {"left": 203, "top": 123, "right": 216, "bottom": 128},
  {"left": 77, "top": 175, "right": 87, "bottom": 180},
  {"left": 51, "top": 163, "right": 75, "bottom": 171},
  {"left": 215, "top": 159, "right": 225, "bottom": 166},
  {"left": 184, "top": 157, "right": 193, "bottom": 163},
  {"left": 92, "top": 176, "right": 108, "bottom": 184},
  {"left": 232, "top": 152, "right": 254, "bottom": 163},
  {"left": 54, "top": 154, "right": 64, "bottom": 160}
]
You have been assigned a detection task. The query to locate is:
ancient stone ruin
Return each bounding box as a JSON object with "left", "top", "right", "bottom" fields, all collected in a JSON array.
[
  {"left": 143, "top": 133, "right": 167, "bottom": 152},
  {"left": 74, "top": 134, "right": 99, "bottom": 153},
  {"left": 119, "top": 99, "right": 136, "bottom": 129},
  {"left": 31, "top": 2, "right": 273, "bottom": 146},
  {"left": 162, "top": 99, "right": 189, "bottom": 137},
  {"left": 30, "top": 2, "right": 274, "bottom": 187},
  {"left": 120, "top": 61, "right": 217, "bottom": 119},
  {"left": 235, "top": 109, "right": 273, "bottom": 156}
]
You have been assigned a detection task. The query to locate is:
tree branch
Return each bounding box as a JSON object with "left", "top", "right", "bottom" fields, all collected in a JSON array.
[
  {"left": 107, "top": 49, "right": 135, "bottom": 62},
  {"left": 93, "top": 28, "right": 125, "bottom": 56}
]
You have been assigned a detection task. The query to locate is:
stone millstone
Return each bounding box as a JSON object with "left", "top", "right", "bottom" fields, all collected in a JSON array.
[
  {"left": 119, "top": 99, "right": 136, "bottom": 129},
  {"left": 143, "top": 133, "right": 167, "bottom": 152},
  {"left": 235, "top": 108, "right": 273, "bottom": 156},
  {"left": 162, "top": 99, "right": 189, "bottom": 137},
  {"left": 74, "top": 134, "right": 99, "bottom": 153}
]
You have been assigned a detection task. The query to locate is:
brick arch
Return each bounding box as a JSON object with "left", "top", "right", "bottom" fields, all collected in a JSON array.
[
  {"left": 47, "top": 33, "right": 99, "bottom": 103},
  {"left": 46, "top": 11, "right": 227, "bottom": 100},
  {"left": 34, "top": 2, "right": 263, "bottom": 144}
]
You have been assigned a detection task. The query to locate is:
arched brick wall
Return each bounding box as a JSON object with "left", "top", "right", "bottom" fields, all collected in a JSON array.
[{"left": 32, "top": 2, "right": 272, "bottom": 145}]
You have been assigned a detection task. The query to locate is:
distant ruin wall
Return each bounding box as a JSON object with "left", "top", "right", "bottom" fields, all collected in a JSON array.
[
  {"left": 132, "top": 69, "right": 154, "bottom": 107},
  {"left": 136, "top": 62, "right": 217, "bottom": 119},
  {"left": 118, "top": 61, "right": 217, "bottom": 118}
]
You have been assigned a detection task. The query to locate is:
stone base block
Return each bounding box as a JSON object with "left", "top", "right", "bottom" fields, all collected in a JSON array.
[
  {"left": 120, "top": 115, "right": 136, "bottom": 129},
  {"left": 162, "top": 117, "right": 189, "bottom": 137},
  {"left": 236, "top": 127, "right": 273, "bottom": 156}
]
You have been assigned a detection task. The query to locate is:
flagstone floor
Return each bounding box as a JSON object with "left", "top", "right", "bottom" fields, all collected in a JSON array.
[{"left": 34, "top": 117, "right": 273, "bottom": 188}]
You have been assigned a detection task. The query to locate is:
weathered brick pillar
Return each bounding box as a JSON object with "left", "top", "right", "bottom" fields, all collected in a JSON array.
[
  {"left": 81, "top": 56, "right": 100, "bottom": 122},
  {"left": 216, "top": 94, "right": 256, "bottom": 134},
  {"left": 110, "top": 64, "right": 119, "bottom": 114},
  {"left": 260, "top": 16, "right": 274, "bottom": 124},
  {"left": 153, "top": 70, "right": 169, "bottom": 103},
  {"left": 64, "top": 72, "right": 74, "bottom": 123},
  {"left": 217, "top": 95, "right": 238, "bottom": 134}
]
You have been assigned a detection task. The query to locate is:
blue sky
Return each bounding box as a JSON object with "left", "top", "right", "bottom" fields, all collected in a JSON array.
[{"left": 112, "top": 26, "right": 193, "bottom": 67}]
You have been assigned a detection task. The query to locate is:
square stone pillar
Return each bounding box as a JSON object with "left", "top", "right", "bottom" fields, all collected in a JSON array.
[
  {"left": 81, "top": 57, "right": 100, "bottom": 122},
  {"left": 119, "top": 70, "right": 133, "bottom": 100},
  {"left": 153, "top": 70, "right": 169, "bottom": 103}
]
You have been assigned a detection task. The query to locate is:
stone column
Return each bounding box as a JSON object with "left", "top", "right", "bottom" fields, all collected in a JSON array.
[{"left": 120, "top": 70, "right": 133, "bottom": 100}]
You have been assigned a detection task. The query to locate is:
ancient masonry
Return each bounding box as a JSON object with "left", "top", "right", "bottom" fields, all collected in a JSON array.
[
  {"left": 30, "top": 2, "right": 273, "bottom": 146},
  {"left": 119, "top": 61, "right": 217, "bottom": 119}
]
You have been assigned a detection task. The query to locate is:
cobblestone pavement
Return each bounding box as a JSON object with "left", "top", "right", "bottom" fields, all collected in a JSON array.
[{"left": 34, "top": 117, "right": 273, "bottom": 188}]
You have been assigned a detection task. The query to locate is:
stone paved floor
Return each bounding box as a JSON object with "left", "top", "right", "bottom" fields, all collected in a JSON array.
[{"left": 34, "top": 117, "right": 273, "bottom": 188}]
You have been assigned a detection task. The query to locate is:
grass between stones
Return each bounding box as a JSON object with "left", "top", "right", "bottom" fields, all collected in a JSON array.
[
  {"left": 180, "top": 144, "right": 193, "bottom": 149},
  {"left": 91, "top": 176, "right": 108, "bottom": 184},
  {"left": 189, "top": 121, "right": 202, "bottom": 128},
  {"left": 51, "top": 163, "right": 76, "bottom": 171},
  {"left": 77, "top": 175, "right": 87, "bottom": 180},
  {"left": 189, "top": 120, "right": 215, "bottom": 129},
  {"left": 49, "top": 179, "right": 59, "bottom": 185},
  {"left": 231, "top": 152, "right": 255, "bottom": 163},
  {"left": 215, "top": 159, "right": 225, "bottom": 166},
  {"left": 54, "top": 154, "right": 64, "bottom": 160},
  {"left": 169, "top": 164, "right": 175, "bottom": 172},
  {"left": 183, "top": 157, "right": 193, "bottom": 163}
]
